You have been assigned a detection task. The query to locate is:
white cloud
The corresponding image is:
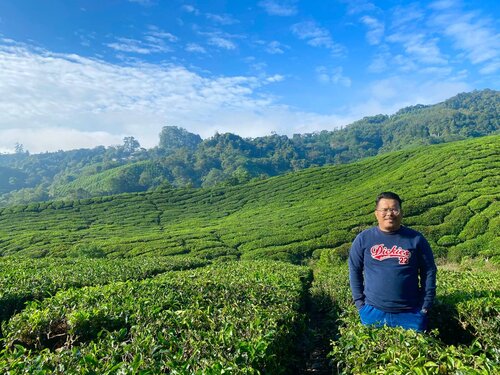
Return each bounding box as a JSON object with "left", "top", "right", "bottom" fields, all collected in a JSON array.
[
  {"left": 1, "top": 42, "right": 327, "bottom": 152},
  {"left": 266, "top": 40, "right": 288, "bottom": 54},
  {"left": 196, "top": 108, "right": 354, "bottom": 139},
  {"left": 107, "top": 37, "right": 163, "bottom": 54},
  {"left": 0, "top": 128, "right": 123, "bottom": 154},
  {"left": 368, "top": 52, "right": 390, "bottom": 73},
  {"left": 480, "top": 60, "right": 500, "bottom": 75},
  {"left": 206, "top": 13, "right": 239, "bottom": 25},
  {"left": 390, "top": 4, "right": 425, "bottom": 29},
  {"left": 207, "top": 36, "right": 237, "bottom": 50},
  {"left": 258, "top": 0, "right": 298, "bottom": 16},
  {"left": 316, "top": 66, "right": 351, "bottom": 87},
  {"left": 392, "top": 54, "right": 419, "bottom": 72},
  {"left": 197, "top": 29, "right": 242, "bottom": 51},
  {"left": 291, "top": 21, "right": 344, "bottom": 55},
  {"left": 386, "top": 32, "right": 447, "bottom": 65},
  {"left": 429, "top": 0, "right": 499, "bottom": 73},
  {"left": 339, "top": 0, "right": 377, "bottom": 15},
  {"left": 373, "top": 3, "right": 460, "bottom": 76},
  {"left": 146, "top": 26, "right": 178, "bottom": 42},
  {"left": 243, "top": 57, "right": 268, "bottom": 74},
  {"left": 430, "top": 0, "right": 459, "bottom": 11},
  {"left": 0, "top": 34, "right": 482, "bottom": 155},
  {"left": 76, "top": 30, "right": 97, "bottom": 47},
  {"left": 360, "top": 76, "right": 471, "bottom": 115},
  {"left": 419, "top": 66, "right": 453, "bottom": 75},
  {"left": 185, "top": 43, "right": 206, "bottom": 53},
  {"left": 266, "top": 74, "right": 285, "bottom": 83},
  {"left": 181, "top": 5, "right": 200, "bottom": 15},
  {"left": 0, "top": 41, "right": 369, "bottom": 153},
  {"left": 106, "top": 27, "right": 177, "bottom": 55},
  {"left": 128, "top": 0, "right": 156, "bottom": 6},
  {"left": 360, "top": 15, "right": 384, "bottom": 45}
]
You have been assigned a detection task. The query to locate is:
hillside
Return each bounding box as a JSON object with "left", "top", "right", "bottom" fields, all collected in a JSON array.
[
  {"left": 0, "top": 89, "right": 498, "bottom": 207},
  {"left": 0, "top": 135, "right": 498, "bottom": 263},
  {"left": 0, "top": 135, "right": 499, "bottom": 373}
]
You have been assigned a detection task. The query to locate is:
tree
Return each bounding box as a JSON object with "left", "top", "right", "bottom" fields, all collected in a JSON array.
[
  {"left": 123, "top": 136, "right": 140, "bottom": 154},
  {"left": 158, "top": 126, "right": 202, "bottom": 155},
  {"left": 68, "top": 188, "right": 92, "bottom": 200},
  {"left": 201, "top": 168, "right": 225, "bottom": 187},
  {"left": 109, "top": 170, "right": 141, "bottom": 194},
  {"left": 15, "top": 143, "right": 25, "bottom": 154}
]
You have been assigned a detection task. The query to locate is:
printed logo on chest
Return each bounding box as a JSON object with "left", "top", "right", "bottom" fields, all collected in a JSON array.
[{"left": 370, "top": 244, "right": 411, "bottom": 264}]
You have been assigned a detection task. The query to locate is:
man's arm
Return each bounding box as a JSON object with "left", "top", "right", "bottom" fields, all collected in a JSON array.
[
  {"left": 418, "top": 236, "right": 437, "bottom": 311},
  {"left": 348, "top": 235, "right": 365, "bottom": 309}
]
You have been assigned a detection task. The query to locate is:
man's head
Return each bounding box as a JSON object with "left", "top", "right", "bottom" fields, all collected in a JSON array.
[{"left": 375, "top": 192, "right": 402, "bottom": 232}]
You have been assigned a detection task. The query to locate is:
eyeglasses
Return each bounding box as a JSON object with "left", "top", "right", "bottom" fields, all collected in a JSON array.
[{"left": 376, "top": 208, "right": 400, "bottom": 215}]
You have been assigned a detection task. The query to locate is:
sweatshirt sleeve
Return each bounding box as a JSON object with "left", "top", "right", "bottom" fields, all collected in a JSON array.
[
  {"left": 348, "top": 234, "right": 365, "bottom": 310},
  {"left": 418, "top": 235, "right": 437, "bottom": 310}
]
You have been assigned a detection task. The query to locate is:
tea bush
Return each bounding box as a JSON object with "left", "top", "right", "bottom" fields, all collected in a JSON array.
[
  {"left": 1, "top": 261, "right": 310, "bottom": 374},
  {"left": 314, "top": 263, "right": 500, "bottom": 373},
  {"left": 0, "top": 256, "right": 207, "bottom": 324}
]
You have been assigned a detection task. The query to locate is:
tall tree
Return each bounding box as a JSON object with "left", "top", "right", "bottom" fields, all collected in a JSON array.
[
  {"left": 158, "top": 126, "right": 202, "bottom": 155},
  {"left": 122, "top": 136, "right": 140, "bottom": 154},
  {"left": 14, "top": 143, "right": 25, "bottom": 154}
]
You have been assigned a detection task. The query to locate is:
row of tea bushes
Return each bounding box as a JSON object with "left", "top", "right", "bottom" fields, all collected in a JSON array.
[
  {"left": 430, "top": 269, "right": 500, "bottom": 362},
  {"left": 310, "top": 262, "right": 499, "bottom": 373},
  {"left": 0, "top": 256, "right": 208, "bottom": 324},
  {"left": 1, "top": 261, "right": 311, "bottom": 374}
]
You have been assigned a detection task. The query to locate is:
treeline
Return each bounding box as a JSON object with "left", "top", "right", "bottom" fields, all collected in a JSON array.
[{"left": 0, "top": 89, "right": 498, "bottom": 206}]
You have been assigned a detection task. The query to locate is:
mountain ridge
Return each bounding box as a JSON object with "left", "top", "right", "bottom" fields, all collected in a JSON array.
[{"left": 0, "top": 89, "right": 498, "bottom": 207}]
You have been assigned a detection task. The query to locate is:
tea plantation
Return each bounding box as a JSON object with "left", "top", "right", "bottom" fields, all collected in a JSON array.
[{"left": 0, "top": 135, "right": 499, "bottom": 373}]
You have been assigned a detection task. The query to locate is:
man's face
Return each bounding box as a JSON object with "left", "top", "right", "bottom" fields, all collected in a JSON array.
[{"left": 375, "top": 198, "right": 402, "bottom": 232}]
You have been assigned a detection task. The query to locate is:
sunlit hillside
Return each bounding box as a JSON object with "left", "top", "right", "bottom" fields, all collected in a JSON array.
[{"left": 0, "top": 134, "right": 498, "bottom": 263}]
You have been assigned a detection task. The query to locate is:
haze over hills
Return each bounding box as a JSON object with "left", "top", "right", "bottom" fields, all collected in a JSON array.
[
  {"left": 0, "top": 89, "right": 498, "bottom": 207},
  {"left": 0, "top": 135, "right": 498, "bottom": 264}
]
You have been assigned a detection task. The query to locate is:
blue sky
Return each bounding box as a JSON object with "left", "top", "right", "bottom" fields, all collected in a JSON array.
[{"left": 0, "top": 0, "right": 498, "bottom": 153}]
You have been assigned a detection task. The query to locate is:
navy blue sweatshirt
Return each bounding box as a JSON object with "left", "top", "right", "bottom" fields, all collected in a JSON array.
[{"left": 348, "top": 226, "right": 437, "bottom": 312}]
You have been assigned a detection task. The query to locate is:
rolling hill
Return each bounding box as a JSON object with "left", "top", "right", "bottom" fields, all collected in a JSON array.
[{"left": 0, "top": 134, "right": 498, "bottom": 263}]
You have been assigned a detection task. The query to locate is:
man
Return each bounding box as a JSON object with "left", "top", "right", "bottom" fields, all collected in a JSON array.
[{"left": 348, "top": 192, "right": 437, "bottom": 332}]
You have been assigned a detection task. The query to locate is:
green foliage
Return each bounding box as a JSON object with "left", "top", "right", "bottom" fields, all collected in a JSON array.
[
  {"left": 0, "top": 256, "right": 207, "bottom": 323},
  {"left": 157, "top": 125, "right": 202, "bottom": 155},
  {"left": 312, "top": 263, "right": 500, "bottom": 374},
  {"left": 1, "top": 261, "right": 310, "bottom": 374},
  {"left": 67, "top": 243, "right": 106, "bottom": 258},
  {"left": 331, "top": 324, "right": 497, "bottom": 374},
  {"left": 429, "top": 269, "right": 500, "bottom": 362},
  {"left": 0, "top": 135, "right": 497, "bottom": 266},
  {"left": 51, "top": 161, "right": 170, "bottom": 196},
  {"left": 0, "top": 167, "right": 28, "bottom": 194},
  {"left": 0, "top": 134, "right": 498, "bottom": 372},
  {"left": 316, "top": 243, "right": 351, "bottom": 267}
]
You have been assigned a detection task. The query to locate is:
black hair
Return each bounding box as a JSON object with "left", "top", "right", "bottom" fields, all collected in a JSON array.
[{"left": 376, "top": 192, "right": 402, "bottom": 207}]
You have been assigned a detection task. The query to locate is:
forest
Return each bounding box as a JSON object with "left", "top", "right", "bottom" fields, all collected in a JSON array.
[{"left": 0, "top": 89, "right": 498, "bottom": 207}]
